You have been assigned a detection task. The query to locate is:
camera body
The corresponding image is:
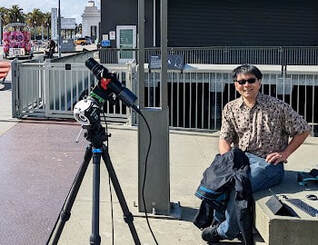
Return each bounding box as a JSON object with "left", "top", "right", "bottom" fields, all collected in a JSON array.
[{"left": 73, "top": 98, "right": 100, "bottom": 126}]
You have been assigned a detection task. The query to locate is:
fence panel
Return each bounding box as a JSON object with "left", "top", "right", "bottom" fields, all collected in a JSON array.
[
  {"left": 14, "top": 61, "right": 133, "bottom": 122},
  {"left": 100, "top": 46, "right": 318, "bottom": 66},
  {"left": 140, "top": 66, "right": 318, "bottom": 134}
]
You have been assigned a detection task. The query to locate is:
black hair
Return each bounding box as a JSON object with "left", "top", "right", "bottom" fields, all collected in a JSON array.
[{"left": 232, "top": 64, "right": 263, "bottom": 81}]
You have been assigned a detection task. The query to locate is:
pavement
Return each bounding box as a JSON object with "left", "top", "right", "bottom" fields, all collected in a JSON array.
[{"left": 0, "top": 63, "right": 318, "bottom": 245}]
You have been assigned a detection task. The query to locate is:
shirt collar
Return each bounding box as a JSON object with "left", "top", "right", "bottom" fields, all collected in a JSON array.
[{"left": 238, "top": 92, "right": 266, "bottom": 108}]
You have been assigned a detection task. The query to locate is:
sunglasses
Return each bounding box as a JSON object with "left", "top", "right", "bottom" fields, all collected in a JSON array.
[{"left": 235, "top": 78, "right": 257, "bottom": 85}]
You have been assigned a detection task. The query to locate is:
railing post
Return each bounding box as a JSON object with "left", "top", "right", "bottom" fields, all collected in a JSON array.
[
  {"left": 280, "top": 46, "right": 286, "bottom": 74},
  {"left": 11, "top": 59, "right": 19, "bottom": 118},
  {"left": 43, "top": 60, "right": 50, "bottom": 118},
  {"left": 126, "top": 62, "right": 135, "bottom": 125}
]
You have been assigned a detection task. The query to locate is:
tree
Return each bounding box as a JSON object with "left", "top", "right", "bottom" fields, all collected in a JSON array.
[
  {"left": 7, "top": 5, "right": 25, "bottom": 23},
  {"left": 0, "top": 7, "right": 9, "bottom": 26},
  {"left": 43, "top": 12, "right": 51, "bottom": 39},
  {"left": 26, "top": 8, "right": 45, "bottom": 39}
]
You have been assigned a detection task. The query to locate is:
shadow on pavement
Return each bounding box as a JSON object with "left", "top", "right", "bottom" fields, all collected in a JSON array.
[{"left": 0, "top": 82, "right": 11, "bottom": 91}]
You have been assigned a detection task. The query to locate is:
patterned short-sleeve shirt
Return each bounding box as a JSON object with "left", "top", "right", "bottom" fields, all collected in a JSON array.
[{"left": 220, "top": 93, "right": 311, "bottom": 158}]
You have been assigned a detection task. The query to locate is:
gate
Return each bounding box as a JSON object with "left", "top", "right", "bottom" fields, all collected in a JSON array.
[{"left": 11, "top": 60, "right": 135, "bottom": 123}]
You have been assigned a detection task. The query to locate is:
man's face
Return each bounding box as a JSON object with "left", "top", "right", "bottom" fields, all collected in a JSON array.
[{"left": 234, "top": 73, "right": 261, "bottom": 100}]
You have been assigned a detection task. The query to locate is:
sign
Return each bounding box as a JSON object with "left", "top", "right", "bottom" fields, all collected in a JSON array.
[
  {"left": 61, "top": 18, "right": 76, "bottom": 29},
  {"left": 102, "top": 34, "right": 109, "bottom": 40},
  {"left": 51, "top": 8, "right": 57, "bottom": 40},
  {"left": 101, "top": 40, "right": 110, "bottom": 47},
  {"left": 149, "top": 55, "right": 185, "bottom": 70},
  {"left": 109, "top": 31, "right": 115, "bottom": 40}
]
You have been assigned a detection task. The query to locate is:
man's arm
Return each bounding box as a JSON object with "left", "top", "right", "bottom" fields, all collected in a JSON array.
[
  {"left": 266, "top": 131, "right": 310, "bottom": 164},
  {"left": 219, "top": 138, "right": 232, "bottom": 155}
]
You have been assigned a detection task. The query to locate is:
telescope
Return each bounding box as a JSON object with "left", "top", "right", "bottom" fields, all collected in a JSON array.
[
  {"left": 74, "top": 58, "right": 138, "bottom": 126},
  {"left": 48, "top": 58, "right": 142, "bottom": 245}
]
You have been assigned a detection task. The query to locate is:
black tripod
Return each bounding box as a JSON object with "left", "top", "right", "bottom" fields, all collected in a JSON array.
[{"left": 49, "top": 122, "right": 141, "bottom": 245}]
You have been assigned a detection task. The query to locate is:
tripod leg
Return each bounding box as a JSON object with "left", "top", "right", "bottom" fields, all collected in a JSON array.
[
  {"left": 90, "top": 148, "right": 102, "bottom": 245},
  {"left": 51, "top": 146, "right": 93, "bottom": 245},
  {"left": 101, "top": 145, "right": 141, "bottom": 245}
]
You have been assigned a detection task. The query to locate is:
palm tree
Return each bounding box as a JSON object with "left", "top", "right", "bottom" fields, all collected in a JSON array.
[
  {"left": 7, "top": 5, "right": 25, "bottom": 23},
  {"left": 26, "top": 8, "right": 45, "bottom": 39},
  {"left": 0, "top": 7, "right": 9, "bottom": 26},
  {"left": 43, "top": 12, "right": 51, "bottom": 39}
]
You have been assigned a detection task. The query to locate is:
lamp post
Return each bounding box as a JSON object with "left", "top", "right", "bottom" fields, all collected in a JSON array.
[{"left": 58, "top": 0, "right": 61, "bottom": 57}]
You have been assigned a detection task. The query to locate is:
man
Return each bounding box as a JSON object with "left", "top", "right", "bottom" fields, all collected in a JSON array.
[
  {"left": 202, "top": 64, "right": 311, "bottom": 243},
  {"left": 45, "top": 39, "right": 56, "bottom": 59}
]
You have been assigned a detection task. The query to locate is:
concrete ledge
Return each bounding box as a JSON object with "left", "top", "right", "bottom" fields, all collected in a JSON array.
[{"left": 253, "top": 169, "right": 318, "bottom": 245}]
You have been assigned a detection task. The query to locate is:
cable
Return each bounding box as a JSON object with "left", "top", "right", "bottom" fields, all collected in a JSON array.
[{"left": 135, "top": 108, "right": 159, "bottom": 245}]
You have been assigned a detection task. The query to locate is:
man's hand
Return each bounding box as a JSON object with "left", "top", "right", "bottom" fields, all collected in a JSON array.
[
  {"left": 266, "top": 152, "right": 288, "bottom": 165},
  {"left": 266, "top": 131, "right": 309, "bottom": 165}
]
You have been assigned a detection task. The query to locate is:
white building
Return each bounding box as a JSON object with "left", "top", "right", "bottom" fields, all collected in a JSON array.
[{"left": 81, "top": 0, "right": 100, "bottom": 41}]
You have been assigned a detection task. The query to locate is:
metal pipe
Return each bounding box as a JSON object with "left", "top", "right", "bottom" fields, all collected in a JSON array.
[
  {"left": 58, "top": 0, "right": 62, "bottom": 58},
  {"left": 153, "top": 0, "right": 156, "bottom": 47},
  {"left": 138, "top": 0, "right": 145, "bottom": 109},
  {"left": 161, "top": 0, "right": 168, "bottom": 108}
]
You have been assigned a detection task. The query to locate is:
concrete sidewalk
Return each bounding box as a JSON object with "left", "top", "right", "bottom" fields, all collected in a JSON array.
[{"left": 0, "top": 80, "right": 318, "bottom": 245}]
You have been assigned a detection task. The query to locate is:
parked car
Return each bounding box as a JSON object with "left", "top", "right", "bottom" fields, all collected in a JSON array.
[
  {"left": 74, "top": 38, "right": 88, "bottom": 45},
  {"left": 74, "top": 37, "right": 93, "bottom": 46}
]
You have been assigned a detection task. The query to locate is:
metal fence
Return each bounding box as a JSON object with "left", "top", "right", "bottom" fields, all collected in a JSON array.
[
  {"left": 12, "top": 60, "right": 318, "bottom": 135},
  {"left": 12, "top": 60, "right": 134, "bottom": 123},
  {"left": 141, "top": 65, "right": 318, "bottom": 134},
  {"left": 100, "top": 46, "right": 318, "bottom": 66}
]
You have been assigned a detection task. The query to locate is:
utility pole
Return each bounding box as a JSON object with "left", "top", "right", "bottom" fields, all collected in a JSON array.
[{"left": 58, "top": 0, "right": 62, "bottom": 58}]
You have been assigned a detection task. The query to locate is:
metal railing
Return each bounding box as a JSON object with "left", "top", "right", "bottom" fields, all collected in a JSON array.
[
  {"left": 12, "top": 60, "right": 318, "bottom": 135},
  {"left": 140, "top": 65, "right": 318, "bottom": 134},
  {"left": 99, "top": 46, "right": 318, "bottom": 66},
  {"left": 12, "top": 60, "right": 135, "bottom": 123}
]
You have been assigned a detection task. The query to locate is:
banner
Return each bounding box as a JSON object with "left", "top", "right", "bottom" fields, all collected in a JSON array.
[
  {"left": 61, "top": 18, "right": 76, "bottom": 30},
  {"left": 51, "top": 8, "right": 57, "bottom": 40}
]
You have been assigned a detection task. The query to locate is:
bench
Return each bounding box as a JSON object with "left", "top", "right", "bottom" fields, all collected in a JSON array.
[{"left": 253, "top": 160, "right": 318, "bottom": 244}]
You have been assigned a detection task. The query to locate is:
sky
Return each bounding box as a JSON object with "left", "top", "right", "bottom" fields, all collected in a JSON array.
[{"left": 0, "top": 0, "right": 101, "bottom": 24}]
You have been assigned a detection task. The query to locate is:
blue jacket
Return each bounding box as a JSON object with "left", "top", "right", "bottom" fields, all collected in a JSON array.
[{"left": 194, "top": 148, "right": 253, "bottom": 245}]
